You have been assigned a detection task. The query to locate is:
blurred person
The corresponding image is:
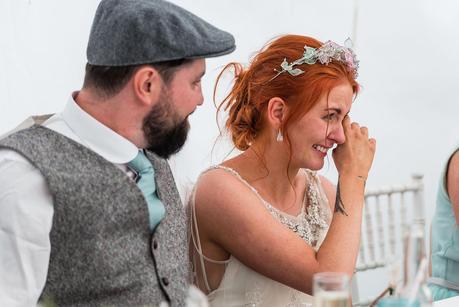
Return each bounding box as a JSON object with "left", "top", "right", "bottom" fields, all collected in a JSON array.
[
  {"left": 189, "top": 34, "right": 376, "bottom": 306},
  {"left": 428, "top": 148, "right": 459, "bottom": 300},
  {"left": 0, "top": 0, "right": 235, "bottom": 306}
]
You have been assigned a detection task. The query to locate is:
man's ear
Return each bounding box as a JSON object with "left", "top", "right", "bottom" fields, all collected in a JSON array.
[
  {"left": 266, "top": 97, "right": 287, "bottom": 128},
  {"left": 132, "top": 66, "right": 162, "bottom": 107}
]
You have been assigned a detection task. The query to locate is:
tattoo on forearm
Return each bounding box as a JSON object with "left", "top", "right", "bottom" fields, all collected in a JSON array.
[{"left": 334, "top": 180, "right": 349, "bottom": 216}]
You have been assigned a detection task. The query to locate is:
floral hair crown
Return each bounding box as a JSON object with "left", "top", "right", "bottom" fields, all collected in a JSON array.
[{"left": 270, "top": 38, "right": 359, "bottom": 81}]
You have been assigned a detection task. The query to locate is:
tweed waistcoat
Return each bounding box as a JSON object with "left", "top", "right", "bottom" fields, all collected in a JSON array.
[{"left": 0, "top": 125, "right": 189, "bottom": 306}]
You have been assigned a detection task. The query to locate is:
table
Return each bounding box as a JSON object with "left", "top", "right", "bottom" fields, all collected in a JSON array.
[{"left": 433, "top": 295, "right": 459, "bottom": 307}]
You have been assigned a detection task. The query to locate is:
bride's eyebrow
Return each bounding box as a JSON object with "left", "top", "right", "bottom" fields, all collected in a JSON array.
[{"left": 324, "top": 107, "right": 342, "bottom": 114}]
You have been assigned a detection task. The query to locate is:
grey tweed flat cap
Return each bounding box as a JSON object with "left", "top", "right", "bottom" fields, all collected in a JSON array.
[{"left": 87, "top": 0, "right": 236, "bottom": 66}]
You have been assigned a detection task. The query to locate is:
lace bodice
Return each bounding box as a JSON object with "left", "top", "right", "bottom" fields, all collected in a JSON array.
[
  {"left": 215, "top": 166, "right": 331, "bottom": 247},
  {"left": 190, "top": 166, "right": 332, "bottom": 307}
]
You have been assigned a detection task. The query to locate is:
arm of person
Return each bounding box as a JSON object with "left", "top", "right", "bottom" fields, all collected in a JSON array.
[
  {"left": 320, "top": 176, "right": 364, "bottom": 275},
  {"left": 446, "top": 150, "right": 459, "bottom": 226},
  {"left": 319, "top": 119, "right": 375, "bottom": 278},
  {"left": 194, "top": 117, "right": 374, "bottom": 295},
  {"left": 318, "top": 174, "right": 364, "bottom": 273},
  {"left": 195, "top": 169, "right": 367, "bottom": 295},
  {"left": 0, "top": 150, "right": 53, "bottom": 306},
  {"left": 314, "top": 173, "right": 366, "bottom": 277}
]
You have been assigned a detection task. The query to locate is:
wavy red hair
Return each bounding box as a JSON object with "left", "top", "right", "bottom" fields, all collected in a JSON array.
[{"left": 214, "top": 34, "right": 360, "bottom": 151}]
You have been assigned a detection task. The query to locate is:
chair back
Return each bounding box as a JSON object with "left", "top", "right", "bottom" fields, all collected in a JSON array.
[{"left": 352, "top": 174, "right": 426, "bottom": 306}]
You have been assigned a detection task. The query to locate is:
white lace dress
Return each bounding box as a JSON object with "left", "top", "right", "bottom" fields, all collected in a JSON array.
[{"left": 190, "top": 166, "right": 332, "bottom": 307}]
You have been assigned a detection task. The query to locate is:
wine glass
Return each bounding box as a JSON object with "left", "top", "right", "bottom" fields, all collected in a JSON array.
[{"left": 313, "top": 272, "right": 351, "bottom": 307}]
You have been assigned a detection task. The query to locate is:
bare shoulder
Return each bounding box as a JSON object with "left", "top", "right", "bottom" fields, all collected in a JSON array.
[
  {"left": 448, "top": 150, "right": 459, "bottom": 175},
  {"left": 447, "top": 150, "right": 459, "bottom": 225},
  {"left": 447, "top": 150, "right": 459, "bottom": 194},
  {"left": 194, "top": 167, "right": 254, "bottom": 208},
  {"left": 193, "top": 167, "right": 268, "bottom": 233}
]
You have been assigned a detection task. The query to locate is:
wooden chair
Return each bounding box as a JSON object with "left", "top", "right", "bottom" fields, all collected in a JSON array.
[{"left": 351, "top": 174, "right": 426, "bottom": 306}]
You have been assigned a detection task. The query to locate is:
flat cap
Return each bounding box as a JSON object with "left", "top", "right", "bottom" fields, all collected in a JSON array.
[{"left": 87, "top": 0, "right": 236, "bottom": 66}]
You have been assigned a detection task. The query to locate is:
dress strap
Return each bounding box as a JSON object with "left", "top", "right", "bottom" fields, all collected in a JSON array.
[
  {"left": 211, "top": 165, "right": 273, "bottom": 207},
  {"left": 189, "top": 167, "right": 231, "bottom": 293},
  {"left": 216, "top": 165, "right": 315, "bottom": 219}
]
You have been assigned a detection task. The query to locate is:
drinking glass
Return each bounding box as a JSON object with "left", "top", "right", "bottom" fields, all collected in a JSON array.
[
  {"left": 313, "top": 272, "right": 350, "bottom": 307},
  {"left": 376, "top": 297, "right": 420, "bottom": 307}
]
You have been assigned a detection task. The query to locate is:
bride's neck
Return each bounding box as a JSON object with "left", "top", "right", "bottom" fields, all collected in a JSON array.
[{"left": 232, "top": 145, "right": 303, "bottom": 210}]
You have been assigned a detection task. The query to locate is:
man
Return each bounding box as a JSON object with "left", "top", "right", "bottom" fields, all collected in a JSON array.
[{"left": 0, "top": 0, "right": 235, "bottom": 306}]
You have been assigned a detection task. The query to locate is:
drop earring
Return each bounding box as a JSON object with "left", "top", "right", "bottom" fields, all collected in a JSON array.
[{"left": 276, "top": 129, "right": 283, "bottom": 142}]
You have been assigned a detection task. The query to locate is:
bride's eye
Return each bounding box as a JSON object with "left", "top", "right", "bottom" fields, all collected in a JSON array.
[{"left": 322, "top": 113, "right": 336, "bottom": 121}]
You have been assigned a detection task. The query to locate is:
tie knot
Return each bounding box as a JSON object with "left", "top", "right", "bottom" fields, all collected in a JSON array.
[{"left": 128, "top": 151, "right": 153, "bottom": 174}]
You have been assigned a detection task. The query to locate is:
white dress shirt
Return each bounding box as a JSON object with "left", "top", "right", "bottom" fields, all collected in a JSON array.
[{"left": 0, "top": 93, "right": 139, "bottom": 306}]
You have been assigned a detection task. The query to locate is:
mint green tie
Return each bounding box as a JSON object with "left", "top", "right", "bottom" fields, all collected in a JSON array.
[{"left": 128, "top": 151, "right": 165, "bottom": 231}]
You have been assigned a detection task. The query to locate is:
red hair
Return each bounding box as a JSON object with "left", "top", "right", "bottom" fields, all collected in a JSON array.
[{"left": 214, "top": 34, "right": 360, "bottom": 151}]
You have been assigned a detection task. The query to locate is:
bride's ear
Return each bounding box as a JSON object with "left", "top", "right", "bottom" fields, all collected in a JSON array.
[{"left": 266, "top": 97, "right": 287, "bottom": 129}]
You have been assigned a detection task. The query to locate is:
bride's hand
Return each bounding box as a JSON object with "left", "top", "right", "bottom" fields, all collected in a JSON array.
[{"left": 332, "top": 115, "right": 376, "bottom": 180}]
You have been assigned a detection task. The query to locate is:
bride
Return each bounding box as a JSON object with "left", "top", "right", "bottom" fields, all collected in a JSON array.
[{"left": 189, "top": 34, "right": 376, "bottom": 306}]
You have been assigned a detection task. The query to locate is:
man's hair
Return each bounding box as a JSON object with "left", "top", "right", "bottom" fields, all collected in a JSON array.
[{"left": 82, "top": 59, "right": 191, "bottom": 98}]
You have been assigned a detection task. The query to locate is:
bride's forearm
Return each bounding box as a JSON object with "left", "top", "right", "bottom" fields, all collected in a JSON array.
[{"left": 315, "top": 174, "right": 366, "bottom": 275}]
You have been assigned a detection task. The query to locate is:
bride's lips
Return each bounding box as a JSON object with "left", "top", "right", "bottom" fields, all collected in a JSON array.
[{"left": 313, "top": 144, "right": 330, "bottom": 156}]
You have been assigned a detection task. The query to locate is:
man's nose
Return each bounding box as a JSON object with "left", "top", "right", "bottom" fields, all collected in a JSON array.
[{"left": 197, "top": 89, "right": 204, "bottom": 106}]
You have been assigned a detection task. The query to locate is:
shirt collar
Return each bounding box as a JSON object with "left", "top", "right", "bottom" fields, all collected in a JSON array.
[{"left": 61, "top": 93, "right": 139, "bottom": 164}]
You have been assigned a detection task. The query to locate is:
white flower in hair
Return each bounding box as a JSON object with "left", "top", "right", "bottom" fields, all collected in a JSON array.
[
  {"left": 279, "top": 58, "right": 304, "bottom": 76},
  {"left": 270, "top": 38, "right": 359, "bottom": 81}
]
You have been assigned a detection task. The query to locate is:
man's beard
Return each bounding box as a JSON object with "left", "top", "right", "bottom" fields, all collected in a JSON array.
[{"left": 142, "top": 89, "right": 190, "bottom": 159}]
